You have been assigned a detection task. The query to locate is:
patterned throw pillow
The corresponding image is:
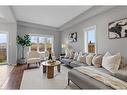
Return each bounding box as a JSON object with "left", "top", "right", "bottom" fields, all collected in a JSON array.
[
  {"left": 92, "top": 54, "right": 102, "bottom": 68},
  {"left": 86, "top": 54, "right": 94, "bottom": 65},
  {"left": 119, "top": 62, "right": 127, "bottom": 69},
  {"left": 118, "top": 56, "right": 127, "bottom": 69},
  {"left": 79, "top": 55, "right": 86, "bottom": 63}
]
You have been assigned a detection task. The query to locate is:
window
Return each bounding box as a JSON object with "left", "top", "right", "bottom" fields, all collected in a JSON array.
[
  {"left": 31, "top": 36, "right": 38, "bottom": 51},
  {"left": 0, "top": 32, "right": 8, "bottom": 64},
  {"left": 30, "top": 35, "right": 53, "bottom": 52},
  {"left": 39, "top": 37, "right": 45, "bottom": 52},
  {"left": 84, "top": 26, "right": 96, "bottom": 53}
]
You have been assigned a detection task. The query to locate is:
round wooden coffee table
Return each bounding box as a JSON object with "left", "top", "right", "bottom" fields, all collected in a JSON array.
[{"left": 42, "top": 60, "right": 61, "bottom": 79}]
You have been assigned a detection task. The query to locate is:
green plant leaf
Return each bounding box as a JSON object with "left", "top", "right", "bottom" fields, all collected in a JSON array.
[{"left": 17, "top": 34, "right": 32, "bottom": 47}]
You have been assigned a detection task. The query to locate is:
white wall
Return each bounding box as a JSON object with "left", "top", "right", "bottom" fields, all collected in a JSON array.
[
  {"left": 61, "top": 6, "right": 127, "bottom": 64},
  {"left": 0, "top": 6, "right": 17, "bottom": 65},
  {"left": 17, "top": 22, "right": 61, "bottom": 60}
]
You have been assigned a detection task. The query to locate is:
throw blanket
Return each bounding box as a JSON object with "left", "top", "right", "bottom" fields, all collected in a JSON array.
[{"left": 74, "top": 66, "right": 127, "bottom": 89}]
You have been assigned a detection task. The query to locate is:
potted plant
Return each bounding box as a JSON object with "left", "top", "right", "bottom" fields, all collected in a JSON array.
[{"left": 17, "top": 34, "right": 31, "bottom": 63}]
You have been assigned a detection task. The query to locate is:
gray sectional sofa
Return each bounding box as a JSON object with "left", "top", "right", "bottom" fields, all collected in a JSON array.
[
  {"left": 61, "top": 56, "right": 112, "bottom": 89},
  {"left": 68, "top": 66, "right": 127, "bottom": 89},
  {"left": 60, "top": 53, "right": 127, "bottom": 89}
]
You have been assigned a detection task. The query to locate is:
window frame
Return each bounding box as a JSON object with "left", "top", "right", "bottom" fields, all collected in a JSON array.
[
  {"left": 29, "top": 34, "right": 54, "bottom": 53},
  {"left": 84, "top": 25, "right": 97, "bottom": 53}
]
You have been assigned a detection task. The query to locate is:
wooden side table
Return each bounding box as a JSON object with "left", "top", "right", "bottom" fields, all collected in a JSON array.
[{"left": 42, "top": 61, "right": 61, "bottom": 79}]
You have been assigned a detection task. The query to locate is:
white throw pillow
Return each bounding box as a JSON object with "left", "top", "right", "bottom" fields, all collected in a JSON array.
[
  {"left": 102, "top": 52, "right": 121, "bottom": 73},
  {"left": 77, "top": 52, "right": 82, "bottom": 61},
  {"left": 64, "top": 49, "right": 70, "bottom": 58},
  {"left": 73, "top": 52, "right": 79, "bottom": 60}
]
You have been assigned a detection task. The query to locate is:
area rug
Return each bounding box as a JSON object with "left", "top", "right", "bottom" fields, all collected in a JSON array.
[
  {"left": 0, "top": 65, "right": 13, "bottom": 88},
  {"left": 20, "top": 65, "right": 79, "bottom": 89}
]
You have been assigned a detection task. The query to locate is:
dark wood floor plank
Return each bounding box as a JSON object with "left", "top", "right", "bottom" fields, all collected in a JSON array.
[{"left": 1, "top": 64, "right": 27, "bottom": 89}]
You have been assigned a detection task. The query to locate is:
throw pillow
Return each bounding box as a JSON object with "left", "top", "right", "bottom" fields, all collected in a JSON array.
[
  {"left": 86, "top": 54, "right": 94, "bottom": 65},
  {"left": 73, "top": 52, "right": 79, "bottom": 60},
  {"left": 65, "top": 52, "right": 70, "bottom": 58},
  {"left": 102, "top": 52, "right": 121, "bottom": 73},
  {"left": 92, "top": 54, "right": 102, "bottom": 68},
  {"left": 77, "top": 52, "right": 82, "bottom": 61},
  {"left": 69, "top": 51, "right": 75, "bottom": 59},
  {"left": 79, "top": 55, "right": 86, "bottom": 63},
  {"left": 119, "top": 62, "right": 127, "bottom": 69},
  {"left": 119, "top": 57, "right": 127, "bottom": 69},
  {"left": 64, "top": 49, "right": 70, "bottom": 58}
]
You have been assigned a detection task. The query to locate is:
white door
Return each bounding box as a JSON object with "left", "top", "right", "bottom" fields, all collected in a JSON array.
[{"left": 0, "top": 32, "right": 8, "bottom": 65}]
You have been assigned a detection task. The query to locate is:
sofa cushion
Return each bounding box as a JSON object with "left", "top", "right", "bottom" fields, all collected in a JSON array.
[
  {"left": 27, "top": 58, "right": 40, "bottom": 63},
  {"left": 85, "top": 66, "right": 112, "bottom": 75},
  {"left": 70, "top": 61, "right": 88, "bottom": 67},
  {"left": 60, "top": 58, "right": 73, "bottom": 65},
  {"left": 102, "top": 52, "right": 121, "bottom": 73}
]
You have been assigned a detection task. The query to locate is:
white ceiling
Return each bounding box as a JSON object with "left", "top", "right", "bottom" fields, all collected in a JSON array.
[{"left": 12, "top": 6, "right": 92, "bottom": 28}]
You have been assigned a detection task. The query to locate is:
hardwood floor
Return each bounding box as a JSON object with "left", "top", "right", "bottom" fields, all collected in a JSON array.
[{"left": 1, "top": 64, "right": 27, "bottom": 89}]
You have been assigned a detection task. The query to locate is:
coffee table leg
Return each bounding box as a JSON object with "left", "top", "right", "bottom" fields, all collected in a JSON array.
[
  {"left": 43, "top": 66, "right": 46, "bottom": 73},
  {"left": 57, "top": 64, "right": 60, "bottom": 72},
  {"left": 47, "top": 66, "right": 54, "bottom": 79}
]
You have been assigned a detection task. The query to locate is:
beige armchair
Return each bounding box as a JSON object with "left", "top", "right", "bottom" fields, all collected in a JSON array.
[
  {"left": 39, "top": 52, "right": 46, "bottom": 61},
  {"left": 27, "top": 51, "right": 41, "bottom": 68},
  {"left": 45, "top": 50, "right": 49, "bottom": 60}
]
